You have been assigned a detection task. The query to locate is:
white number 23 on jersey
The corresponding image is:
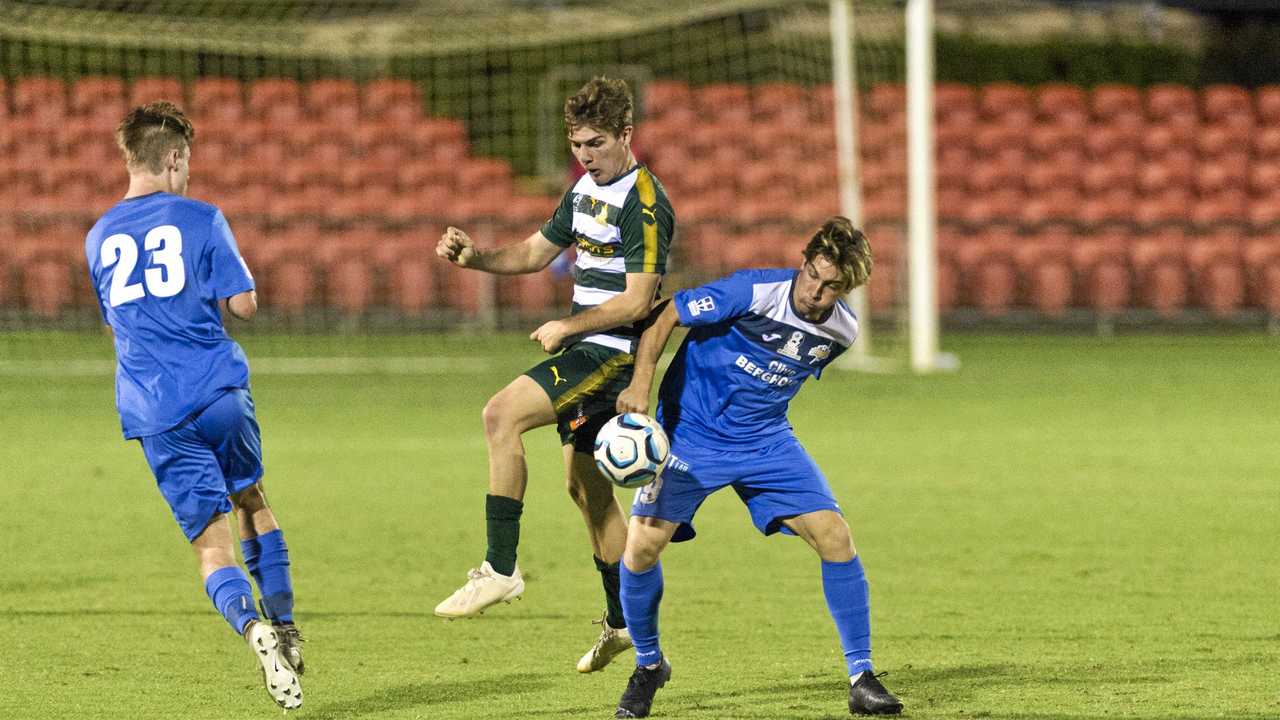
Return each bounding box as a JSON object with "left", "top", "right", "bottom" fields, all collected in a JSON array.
[{"left": 100, "top": 225, "right": 187, "bottom": 307}]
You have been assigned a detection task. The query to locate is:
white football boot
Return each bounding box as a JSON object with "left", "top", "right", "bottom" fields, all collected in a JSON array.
[
  {"left": 245, "top": 620, "right": 303, "bottom": 710},
  {"left": 577, "top": 612, "right": 634, "bottom": 673},
  {"left": 433, "top": 561, "right": 524, "bottom": 618}
]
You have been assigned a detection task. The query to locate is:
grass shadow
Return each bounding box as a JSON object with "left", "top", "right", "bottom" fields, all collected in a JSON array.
[{"left": 307, "top": 671, "right": 555, "bottom": 719}]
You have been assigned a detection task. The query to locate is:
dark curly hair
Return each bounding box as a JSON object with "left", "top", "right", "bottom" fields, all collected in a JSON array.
[
  {"left": 803, "top": 216, "right": 873, "bottom": 289},
  {"left": 564, "top": 76, "right": 634, "bottom": 137},
  {"left": 116, "top": 101, "right": 195, "bottom": 174}
]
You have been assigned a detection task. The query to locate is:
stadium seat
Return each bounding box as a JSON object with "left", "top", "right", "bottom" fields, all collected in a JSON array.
[
  {"left": 642, "top": 80, "right": 693, "bottom": 120},
  {"left": 1083, "top": 119, "right": 1142, "bottom": 157},
  {"left": 128, "top": 76, "right": 184, "bottom": 107},
  {"left": 1018, "top": 186, "right": 1080, "bottom": 226},
  {"left": 1091, "top": 84, "right": 1142, "bottom": 119},
  {"left": 978, "top": 82, "right": 1031, "bottom": 120},
  {"left": 1034, "top": 83, "right": 1087, "bottom": 119},
  {"left": 190, "top": 77, "right": 245, "bottom": 122},
  {"left": 306, "top": 78, "right": 360, "bottom": 124},
  {"left": 13, "top": 77, "right": 68, "bottom": 121},
  {"left": 23, "top": 259, "right": 75, "bottom": 318},
  {"left": 1072, "top": 226, "right": 1132, "bottom": 314},
  {"left": 247, "top": 78, "right": 304, "bottom": 124},
  {"left": 956, "top": 225, "right": 1018, "bottom": 315},
  {"left": 1189, "top": 189, "right": 1248, "bottom": 228},
  {"left": 1016, "top": 226, "right": 1074, "bottom": 316},
  {"left": 1146, "top": 84, "right": 1197, "bottom": 121},
  {"left": 1247, "top": 189, "right": 1280, "bottom": 229},
  {"left": 0, "top": 78, "right": 7, "bottom": 121},
  {"left": 318, "top": 246, "right": 374, "bottom": 315},
  {"left": 752, "top": 82, "right": 811, "bottom": 123},
  {"left": 69, "top": 76, "right": 126, "bottom": 121},
  {"left": 865, "top": 84, "right": 905, "bottom": 119},
  {"left": 1130, "top": 227, "right": 1189, "bottom": 316},
  {"left": 1203, "top": 84, "right": 1252, "bottom": 124},
  {"left": 1133, "top": 188, "right": 1193, "bottom": 227},
  {"left": 695, "top": 83, "right": 750, "bottom": 120},
  {"left": 936, "top": 145, "right": 972, "bottom": 191},
  {"left": 1076, "top": 186, "right": 1136, "bottom": 226},
  {"left": 362, "top": 79, "right": 423, "bottom": 124},
  {"left": 1255, "top": 85, "right": 1280, "bottom": 125},
  {"left": 1026, "top": 122, "right": 1086, "bottom": 156},
  {"left": 1243, "top": 234, "right": 1280, "bottom": 315},
  {"left": 1254, "top": 126, "right": 1280, "bottom": 159},
  {"left": 456, "top": 158, "right": 513, "bottom": 192},
  {"left": 1187, "top": 230, "right": 1245, "bottom": 317},
  {"left": 497, "top": 268, "right": 558, "bottom": 313},
  {"left": 1026, "top": 154, "right": 1083, "bottom": 193}
]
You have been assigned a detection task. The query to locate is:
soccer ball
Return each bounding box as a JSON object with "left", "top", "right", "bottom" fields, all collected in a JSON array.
[{"left": 594, "top": 413, "right": 670, "bottom": 488}]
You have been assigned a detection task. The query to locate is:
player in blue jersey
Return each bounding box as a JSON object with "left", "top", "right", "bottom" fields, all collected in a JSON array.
[
  {"left": 609, "top": 217, "right": 903, "bottom": 717},
  {"left": 84, "top": 101, "right": 303, "bottom": 710}
]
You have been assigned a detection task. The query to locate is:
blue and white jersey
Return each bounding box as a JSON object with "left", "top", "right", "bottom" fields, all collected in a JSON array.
[
  {"left": 85, "top": 192, "right": 255, "bottom": 439},
  {"left": 657, "top": 268, "right": 857, "bottom": 451}
]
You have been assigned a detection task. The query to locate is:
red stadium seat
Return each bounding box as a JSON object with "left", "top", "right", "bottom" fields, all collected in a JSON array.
[
  {"left": 1025, "top": 157, "right": 1083, "bottom": 194},
  {"left": 1083, "top": 118, "right": 1143, "bottom": 158},
  {"left": 694, "top": 83, "right": 750, "bottom": 120},
  {"left": 1187, "top": 230, "right": 1245, "bottom": 317},
  {"left": 865, "top": 84, "right": 905, "bottom": 120},
  {"left": 1072, "top": 226, "right": 1132, "bottom": 314},
  {"left": 1146, "top": 84, "right": 1197, "bottom": 121},
  {"left": 190, "top": 78, "right": 244, "bottom": 122},
  {"left": 0, "top": 78, "right": 7, "bottom": 121},
  {"left": 1133, "top": 189, "right": 1193, "bottom": 227},
  {"left": 306, "top": 79, "right": 360, "bottom": 124},
  {"left": 1016, "top": 226, "right": 1074, "bottom": 316},
  {"left": 1130, "top": 227, "right": 1189, "bottom": 316},
  {"left": 13, "top": 77, "right": 68, "bottom": 121},
  {"left": 129, "top": 77, "right": 184, "bottom": 107},
  {"left": 1247, "top": 189, "right": 1280, "bottom": 229},
  {"left": 1091, "top": 84, "right": 1142, "bottom": 119},
  {"left": 497, "top": 268, "right": 558, "bottom": 313},
  {"left": 642, "top": 81, "right": 693, "bottom": 120},
  {"left": 978, "top": 82, "right": 1031, "bottom": 120},
  {"left": 1243, "top": 234, "right": 1280, "bottom": 314},
  {"left": 1255, "top": 85, "right": 1280, "bottom": 125},
  {"left": 957, "top": 225, "right": 1018, "bottom": 315},
  {"left": 1026, "top": 122, "right": 1086, "bottom": 156},
  {"left": 1034, "top": 83, "right": 1087, "bottom": 118},
  {"left": 69, "top": 76, "right": 126, "bottom": 121},
  {"left": 247, "top": 78, "right": 303, "bottom": 124},
  {"left": 1203, "top": 85, "right": 1252, "bottom": 124},
  {"left": 363, "top": 79, "right": 423, "bottom": 124},
  {"left": 752, "top": 82, "right": 811, "bottom": 122}
]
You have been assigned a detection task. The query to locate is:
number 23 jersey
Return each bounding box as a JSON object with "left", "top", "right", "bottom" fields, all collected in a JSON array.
[
  {"left": 658, "top": 268, "right": 859, "bottom": 451},
  {"left": 85, "top": 192, "right": 255, "bottom": 439}
]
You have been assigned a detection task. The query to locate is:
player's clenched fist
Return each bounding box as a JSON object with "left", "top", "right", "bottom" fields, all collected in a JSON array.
[
  {"left": 437, "top": 226, "right": 479, "bottom": 268},
  {"left": 615, "top": 384, "right": 649, "bottom": 415}
]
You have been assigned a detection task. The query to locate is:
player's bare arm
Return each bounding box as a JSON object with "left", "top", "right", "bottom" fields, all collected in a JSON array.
[
  {"left": 436, "top": 226, "right": 562, "bottom": 274},
  {"left": 530, "top": 271, "right": 660, "bottom": 353},
  {"left": 616, "top": 299, "right": 679, "bottom": 415},
  {"left": 222, "top": 290, "right": 258, "bottom": 320}
]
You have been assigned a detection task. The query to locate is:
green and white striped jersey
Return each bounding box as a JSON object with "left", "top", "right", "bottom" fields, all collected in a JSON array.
[{"left": 541, "top": 164, "right": 675, "bottom": 352}]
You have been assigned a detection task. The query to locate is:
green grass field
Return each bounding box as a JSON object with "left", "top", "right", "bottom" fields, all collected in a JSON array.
[{"left": 1, "top": 332, "right": 1276, "bottom": 720}]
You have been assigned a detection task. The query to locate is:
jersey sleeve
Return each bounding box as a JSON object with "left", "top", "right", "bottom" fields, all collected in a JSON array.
[
  {"left": 673, "top": 270, "right": 757, "bottom": 327},
  {"left": 205, "top": 210, "right": 255, "bottom": 300},
  {"left": 539, "top": 189, "right": 577, "bottom": 248},
  {"left": 618, "top": 168, "right": 673, "bottom": 274}
]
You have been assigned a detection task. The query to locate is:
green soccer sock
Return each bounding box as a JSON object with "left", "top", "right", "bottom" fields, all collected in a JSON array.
[
  {"left": 594, "top": 555, "right": 626, "bottom": 629},
  {"left": 485, "top": 494, "right": 523, "bottom": 577}
]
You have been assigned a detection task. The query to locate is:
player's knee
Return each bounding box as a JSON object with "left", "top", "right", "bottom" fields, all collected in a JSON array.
[
  {"left": 230, "top": 484, "right": 268, "bottom": 512},
  {"left": 814, "top": 520, "right": 855, "bottom": 562},
  {"left": 623, "top": 537, "right": 664, "bottom": 571},
  {"left": 480, "top": 396, "right": 511, "bottom": 439}
]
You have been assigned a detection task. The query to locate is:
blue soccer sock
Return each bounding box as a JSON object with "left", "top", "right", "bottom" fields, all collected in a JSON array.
[
  {"left": 822, "top": 556, "right": 874, "bottom": 677},
  {"left": 620, "top": 561, "right": 664, "bottom": 667},
  {"left": 204, "top": 566, "right": 258, "bottom": 635},
  {"left": 241, "top": 529, "right": 294, "bottom": 623}
]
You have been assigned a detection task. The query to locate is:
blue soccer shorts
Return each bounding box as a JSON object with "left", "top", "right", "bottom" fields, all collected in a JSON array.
[
  {"left": 138, "top": 388, "right": 264, "bottom": 542},
  {"left": 630, "top": 434, "right": 841, "bottom": 542}
]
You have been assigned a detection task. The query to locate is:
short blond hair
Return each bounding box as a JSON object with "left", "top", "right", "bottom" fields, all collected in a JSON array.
[
  {"left": 564, "top": 76, "right": 633, "bottom": 137},
  {"left": 803, "top": 216, "right": 873, "bottom": 289},
  {"left": 117, "top": 101, "right": 194, "bottom": 174}
]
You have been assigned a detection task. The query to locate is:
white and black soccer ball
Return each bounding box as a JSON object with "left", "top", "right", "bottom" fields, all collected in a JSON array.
[{"left": 594, "top": 413, "right": 670, "bottom": 489}]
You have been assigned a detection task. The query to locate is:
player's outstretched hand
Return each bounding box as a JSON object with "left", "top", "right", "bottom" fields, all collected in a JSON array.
[
  {"left": 437, "top": 226, "right": 478, "bottom": 268},
  {"left": 616, "top": 384, "right": 649, "bottom": 415},
  {"left": 530, "top": 320, "right": 570, "bottom": 354}
]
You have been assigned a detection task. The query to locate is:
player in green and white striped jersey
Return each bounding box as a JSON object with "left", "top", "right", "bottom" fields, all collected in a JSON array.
[{"left": 434, "top": 77, "right": 675, "bottom": 673}]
